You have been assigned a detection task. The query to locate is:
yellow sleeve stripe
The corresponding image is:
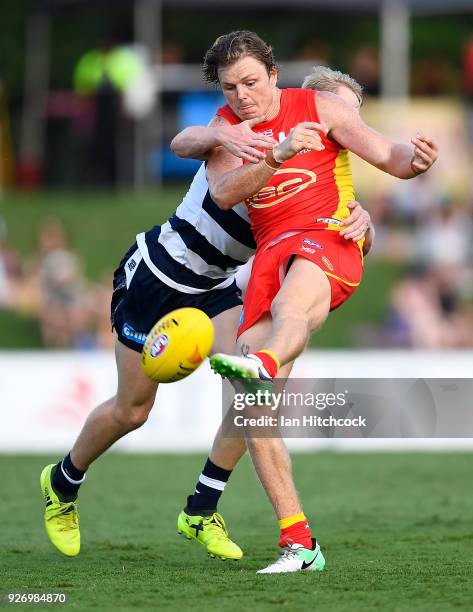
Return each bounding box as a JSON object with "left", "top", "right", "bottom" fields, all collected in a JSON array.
[
  {"left": 324, "top": 271, "right": 361, "bottom": 288},
  {"left": 279, "top": 512, "right": 307, "bottom": 530}
]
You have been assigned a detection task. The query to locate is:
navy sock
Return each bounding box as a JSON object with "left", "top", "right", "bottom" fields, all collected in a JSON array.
[
  {"left": 185, "top": 458, "right": 232, "bottom": 516},
  {"left": 51, "top": 452, "right": 86, "bottom": 502}
]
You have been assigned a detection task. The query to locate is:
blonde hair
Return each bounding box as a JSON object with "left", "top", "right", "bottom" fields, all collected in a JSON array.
[{"left": 302, "top": 66, "right": 363, "bottom": 105}]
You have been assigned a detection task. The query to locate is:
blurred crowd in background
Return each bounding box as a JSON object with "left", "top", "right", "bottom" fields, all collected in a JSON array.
[
  {"left": 357, "top": 182, "right": 473, "bottom": 348},
  {"left": 1, "top": 4, "right": 473, "bottom": 350},
  {"left": 5, "top": 184, "right": 472, "bottom": 350},
  {"left": 0, "top": 214, "right": 113, "bottom": 349}
]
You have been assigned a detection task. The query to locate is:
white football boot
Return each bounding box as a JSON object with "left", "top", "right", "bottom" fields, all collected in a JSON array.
[{"left": 257, "top": 539, "right": 325, "bottom": 574}]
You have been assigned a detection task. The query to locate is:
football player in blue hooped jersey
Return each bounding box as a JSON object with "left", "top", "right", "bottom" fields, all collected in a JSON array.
[{"left": 39, "top": 59, "right": 374, "bottom": 562}]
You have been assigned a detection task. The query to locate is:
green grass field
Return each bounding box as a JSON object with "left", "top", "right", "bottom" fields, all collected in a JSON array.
[
  {"left": 0, "top": 190, "right": 403, "bottom": 348},
  {"left": 1, "top": 453, "right": 472, "bottom": 611}
]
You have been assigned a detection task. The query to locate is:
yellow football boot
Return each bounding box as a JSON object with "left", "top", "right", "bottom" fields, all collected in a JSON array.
[
  {"left": 40, "top": 464, "right": 80, "bottom": 557},
  {"left": 177, "top": 510, "right": 243, "bottom": 560}
]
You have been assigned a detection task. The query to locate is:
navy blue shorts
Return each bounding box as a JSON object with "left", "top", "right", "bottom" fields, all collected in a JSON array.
[{"left": 111, "top": 243, "right": 243, "bottom": 352}]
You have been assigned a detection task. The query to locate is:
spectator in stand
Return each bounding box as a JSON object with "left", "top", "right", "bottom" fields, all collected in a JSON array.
[
  {"left": 386, "top": 265, "right": 473, "bottom": 349},
  {"left": 34, "top": 218, "right": 93, "bottom": 348},
  {"left": 73, "top": 40, "right": 143, "bottom": 187},
  {"left": 391, "top": 172, "right": 447, "bottom": 226},
  {"left": 387, "top": 266, "right": 449, "bottom": 348},
  {"left": 385, "top": 198, "right": 473, "bottom": 348},
  {"left": 415, "top": 201, "right": 473, "bottom": 274}
]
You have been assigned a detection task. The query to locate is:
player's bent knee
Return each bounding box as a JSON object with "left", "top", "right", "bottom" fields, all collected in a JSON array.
[{"left": 112, "top": 398, "right": 154, "bottom": 430}]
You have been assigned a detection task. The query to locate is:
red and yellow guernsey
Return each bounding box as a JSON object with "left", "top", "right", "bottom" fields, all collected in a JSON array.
[{"left": 216, "top": 88, "right": 355, "bottom": 248}]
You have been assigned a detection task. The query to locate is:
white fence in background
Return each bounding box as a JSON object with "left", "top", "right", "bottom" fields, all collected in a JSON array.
[{"left": 0, "top": 350, "right": 472, "bottom": 453}]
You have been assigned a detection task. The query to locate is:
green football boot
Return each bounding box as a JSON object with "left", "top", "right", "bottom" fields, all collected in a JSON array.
[
  {"left": 209, "top": 353, "right": 274, "bottom": 393},
  {"left": 177, "top": 509, "right": 243, "bottom": 560},
  {"left": 40, "top": 464, "right": 80, "bottom": 557}
]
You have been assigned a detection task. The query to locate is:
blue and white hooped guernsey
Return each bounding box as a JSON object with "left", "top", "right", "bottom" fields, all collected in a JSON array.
[{"left": 137, "top": 163, "right": 256, "bottom": 294}]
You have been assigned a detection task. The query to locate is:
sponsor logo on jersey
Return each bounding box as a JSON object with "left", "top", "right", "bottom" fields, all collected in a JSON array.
[
  {"left": 317, "top": 217, "right": 343, "bottom": 226},
  {"left": 322, "top": 256, "right": 334, "bottom": 271},
  {"left": 122, "top": 323, "right": 147, "bottom": 345},
  {"left": 246, "top": 168, "right": 317, "bottom": 209},
  {"left": 302, "top": 239, "right": 323, "bottom": 249},
  {"left": 300, "top": 245, "right": 316, "bottom": 254},
  {"left": 150, "top": 333, "right": 169, "bottom": 358}
]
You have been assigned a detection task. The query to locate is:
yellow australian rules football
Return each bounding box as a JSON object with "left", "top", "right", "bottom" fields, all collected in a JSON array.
[{"left": 142, "top": 307, "right": 214, "bottom": 383}]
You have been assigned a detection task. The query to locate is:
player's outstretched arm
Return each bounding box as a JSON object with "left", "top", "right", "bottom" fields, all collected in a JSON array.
[
  {"left": 170, "top": 115, "right": 277, "bottom": 163},
  {"left": 317, "top": 91, "right": 438, "bottom": 179}
]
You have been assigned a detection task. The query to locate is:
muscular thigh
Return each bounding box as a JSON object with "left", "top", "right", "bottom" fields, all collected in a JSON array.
[
  {"left": 115, "top": 336, "right": 158, "bottom": 409},
  {"left": 273, "top": 256, "right": 331, "bottom": 331}
]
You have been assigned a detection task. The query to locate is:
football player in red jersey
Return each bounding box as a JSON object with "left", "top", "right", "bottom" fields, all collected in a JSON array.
[
  {"left": 173, "top": 31, "right": 437, "bottom": 574},
  {"left": 173, "top": 63, "right": 374, "bottom": 571}
]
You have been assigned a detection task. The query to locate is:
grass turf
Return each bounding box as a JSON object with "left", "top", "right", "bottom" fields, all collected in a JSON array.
[{"left": 1, "top": 453, "right": 472, "bottom": 611}]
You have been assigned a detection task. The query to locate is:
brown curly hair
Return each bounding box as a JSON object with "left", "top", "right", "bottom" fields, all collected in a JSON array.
[{"left": 202, "top": 30, "right": 278, "bottom": 84}]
